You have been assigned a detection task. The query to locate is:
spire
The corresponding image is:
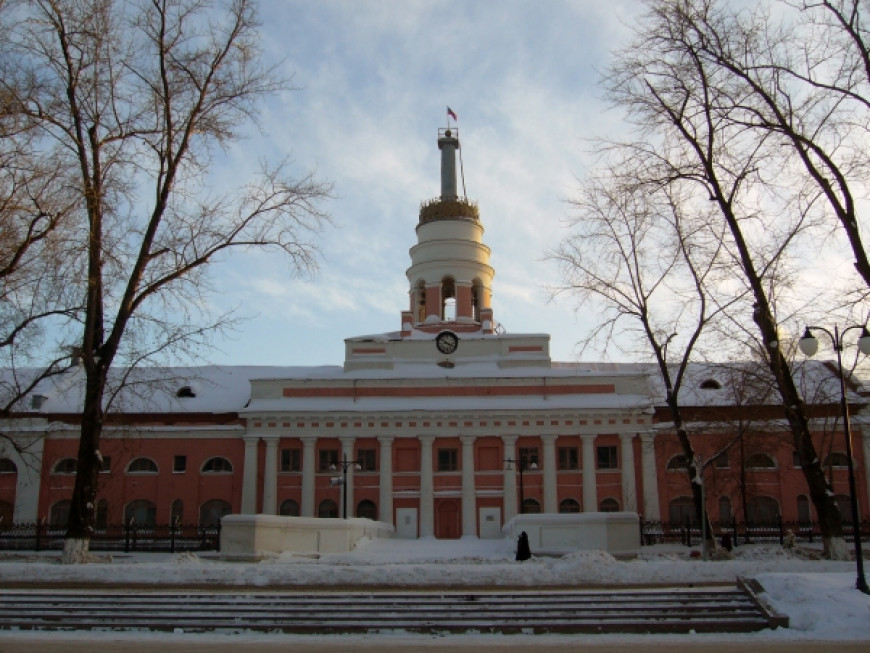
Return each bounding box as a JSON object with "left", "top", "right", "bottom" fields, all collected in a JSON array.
[{"left": 438, "top": 129, "right": 459, "bottom": 200}]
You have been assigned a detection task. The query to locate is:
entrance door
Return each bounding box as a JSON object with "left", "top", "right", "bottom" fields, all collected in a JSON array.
[
  {"left": 395, "top": 507, "right": 418, "bottom": 539},
  {"left": 435, "top": 500, "right": 460, "bottom": 539},
  {"left": 479, "top": 507, "right": 501, "bottom": 539}
]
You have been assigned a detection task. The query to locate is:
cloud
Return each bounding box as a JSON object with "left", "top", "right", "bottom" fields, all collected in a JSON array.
[{"left": 202, "top": 0, "right": 641, "bottom": 366}]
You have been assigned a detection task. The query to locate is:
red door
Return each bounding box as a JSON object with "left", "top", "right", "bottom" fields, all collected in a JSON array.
[{"left": 435, "top": 499, "right": 461, "bottom": 539}]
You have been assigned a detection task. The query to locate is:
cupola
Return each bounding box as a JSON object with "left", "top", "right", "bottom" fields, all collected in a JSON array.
[{"left": 401, "top": 127, "right": 495, "bottom": 336}]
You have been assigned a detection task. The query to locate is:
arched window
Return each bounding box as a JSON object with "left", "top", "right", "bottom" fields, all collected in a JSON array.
[
  {"left": 356, "top": 499, "right": 377, "bottom": 520},
  {"left": 521, "top": 498, "right": 541, "bottom": 514},
  {"left": 95, "top": 499, "right": 108, "bottom": 530},
  {"left": 719, "top": 496, "right": 732, "bottom": 522},
  {"left": 797, "top": 495, "right": 811, "bottom": 524},
  {"left": 415, "top": 280, "right": 427, "bottom": 324},
  {"left": 52, "top": 458, "right": 78, "bottom": 474},
  {"left": 834, "top": 494, "right": 853, "bottom": 523},
  {"left": 0, "top": 500, "right": 12, "bottom": 526},
  {"left": 666, "top": 454, "right": 690, "bottom": 471},
  {"left": 441, "top": 277, "right": 456, "bottom": 321},
  {"left": 746, "top": 453, "right": 777, "bottom": 469},
  {"left": 823, "top": 452, "right": 850, "bottom": 468},
  {"left": 127, "top": 457, "right": 158, "bottom": 474},
  {"left": 700, "top": 379, "right": 722, "bottom": 390},
  {"left": 50, "top": 499, "right": 71, "bottom": 526},
  {"left": 176, "top": 385, "right": 196, "bottom": 398},
  {"left": 280, "top": 499, "right": 300, "bottom": 517},
  {"left": 170, "top": 499, "right": 184, "bottom": 523},
  {"left": 201, "top": 457, "right": 233, "bottom": 473},
  {"left": 0, "top": 458, "right": 16, "bottom": 473},
  {"left": 125, "top": 499, "right": 157, "bottom": 527},
  {"left": 599, "top": 498, "right": 620, "bottom": 513},
  {"left": 199, "top": 499, "right": 231, "bottom": 527},
  {"left": 746, "top": 496, "right": 779, "bottom": 523},
  {"left": 559, "top": 498, "right": 580, "bottom": 513},
  {"left": 472, "top": 279, "right": 483, "bottom": 322},
  {"left": 668, "top": 496, "right": 695, "bottom": 523},
  {"left": 318, "top": 499, "right": 338, "bottom": 518}
]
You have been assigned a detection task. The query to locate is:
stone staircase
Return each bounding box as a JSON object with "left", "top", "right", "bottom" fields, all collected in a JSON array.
[{"left": 0, "top": 582, "right": 787, "bottom": 635}]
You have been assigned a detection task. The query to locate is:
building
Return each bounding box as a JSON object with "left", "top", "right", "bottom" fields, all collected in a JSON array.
[{"left": 1, "top": 128, "right": 868, "bottom": 537}]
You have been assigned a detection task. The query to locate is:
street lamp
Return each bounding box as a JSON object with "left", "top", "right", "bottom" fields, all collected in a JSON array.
[
  {"left": 505, "top": 455, "right": 538, "bottom": 514},
  {"left": 330, "top": 454, "right": 362, "bottom": 519},
  {"left": 799, "top": 324, "right": 870, "bottom": 595}
]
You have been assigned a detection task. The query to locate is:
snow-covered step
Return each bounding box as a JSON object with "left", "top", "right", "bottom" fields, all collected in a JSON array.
[{"left": 0, "top": 585, "right": 785, "bottom": 635}]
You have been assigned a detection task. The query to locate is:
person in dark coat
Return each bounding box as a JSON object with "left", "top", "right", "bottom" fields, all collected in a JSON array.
[{"left": 516, "top": 531, "right": 531, "bottom": 561}]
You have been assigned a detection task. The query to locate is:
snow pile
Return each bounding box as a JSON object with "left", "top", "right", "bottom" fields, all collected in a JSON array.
[{"left": 757, "top": 572, "right": 870, "bottom": 638}]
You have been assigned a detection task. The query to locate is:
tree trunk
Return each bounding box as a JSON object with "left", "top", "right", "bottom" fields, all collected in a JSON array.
[
  {"left": 62, "top": 367, "right": 106, "bottom": 563},
  {"left": 751, "top": 301, "right": 846, "bottom": 558},
  {"left": 668, "top": 402, "right": 716, "bottom": 550}
]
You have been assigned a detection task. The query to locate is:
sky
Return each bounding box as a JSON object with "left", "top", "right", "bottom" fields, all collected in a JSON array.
[{"left": 201, "top": 0, "right": 639, "bottom": 368}]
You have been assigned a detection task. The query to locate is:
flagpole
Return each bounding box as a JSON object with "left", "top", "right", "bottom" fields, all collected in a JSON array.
[{"left": 458, "top": 135, "right": 467, "bottom": 199}]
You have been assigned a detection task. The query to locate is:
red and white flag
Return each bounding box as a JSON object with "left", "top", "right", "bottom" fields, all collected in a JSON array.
[{"left": 447, "top": 106, "right": 458, "bottom": 121}]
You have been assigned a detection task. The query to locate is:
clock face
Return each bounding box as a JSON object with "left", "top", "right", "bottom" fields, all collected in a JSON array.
[{"left": 436, "top": 331, "right": 459, "bottom": 355}]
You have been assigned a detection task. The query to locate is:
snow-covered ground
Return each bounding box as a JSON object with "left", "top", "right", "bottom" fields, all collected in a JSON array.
[{"left": 0, "top": 537, "right": 868, "bottom": 647}]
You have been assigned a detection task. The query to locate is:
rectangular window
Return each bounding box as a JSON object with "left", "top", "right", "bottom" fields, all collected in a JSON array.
[
  {"left": 558, "top": 447, "right": 578, "bottom": 470},
  {"left": 319, "top": 449, "right": 339, "bottom": 472},
  {"left": 712, "top": 451, "right": 729, "bottom": 468},
  {"left": 357, "top": 448, "right": 376, "bottom": 472},
  {"left": 597, "top": 445, "right": 618, "bottom": 470},
  {"left": 280, "top": 448, "right": 301, "bottom": 472},
  {"left": 173, "top": 455, "right": 187, "bottom": 473},
  {"left": 518, "top": 447, "right": 539, "bottom": 469},
  {"left": 437, "top": 448, "right": 458, "bottom": 471}
]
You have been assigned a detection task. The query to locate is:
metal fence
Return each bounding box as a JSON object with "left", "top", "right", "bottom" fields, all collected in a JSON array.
[
  {"left": 0, "top": 521, "right": 220, "bottom": 553},
  {"left": 640, "top": 517, "right": 870, "bottom": 548}
]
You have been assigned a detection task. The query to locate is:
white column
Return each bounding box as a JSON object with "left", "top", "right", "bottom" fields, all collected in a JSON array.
[
  {"left": 640, "top": 431, "right": 661, "bottom": 520},
  {"left": 619, "top": 433, "right": 637, "bottom": 512},
  {"left": 340, "top": 437, "right": 356, "bottom": 518},
  {"left": 262, "top": 436, "right": 280, "bottom": 515},
  {"left": 241, "top": 436, "right": 260, "bottom": 514},
  {"left": 582, "top": 434, "right": 597, "bottom": 512},
  {"left": 6, "top": 434, "right": 44, "bottom": 522},
  {"left": 301, "top": 436, "right": 317, "bottom": 517},
  {"left": 502, "top": 435, "right": 518, "bottom": 522},
  {"left": 861, "top": 429, "right": 870, "bottom": 519},
  {"left": 460, "top": 435, "right": 477, "bottom": 538},
  {"left": 419, "top": 435, "right": 435, "bottom": 538},
  {"left": 542, "top": 434, "right": 558, "bottom": 513},
  {"left": 378, "top": 436, "right": 394, "bottom": 525}
]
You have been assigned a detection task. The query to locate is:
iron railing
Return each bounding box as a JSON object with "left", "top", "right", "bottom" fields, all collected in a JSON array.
[
  {"left": 640, "top": 516, "right": 870, "bottom": 548},
  {"left": 0, "top": 521, "right": 220, "bottom": 553}
]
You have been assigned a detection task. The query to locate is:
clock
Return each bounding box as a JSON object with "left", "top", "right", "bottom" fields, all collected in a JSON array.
[{"left": 435, "top": 331, "right": 459, "bottom": 355}]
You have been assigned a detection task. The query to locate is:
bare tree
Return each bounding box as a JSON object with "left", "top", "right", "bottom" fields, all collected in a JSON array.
[
  {"left": 552, "top": 157, "right": 735, "bottom": 547},
  {"left": 0, "top": 13, "right": 84, "bottom": 433},
  {"left": 2, "top": 0, "right": 331, "bottom": 562},
  {"left": 604, "top": 0, "right": 850, "bottom": 558},
  {"left": 666, "top": 0, "right": 870, "bottom": 296}
]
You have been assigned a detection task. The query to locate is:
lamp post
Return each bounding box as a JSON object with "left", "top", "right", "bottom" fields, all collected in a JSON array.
[
  {"left": 330, "top": 454, "right": 362, "bottom": 519},
  {"left": 799, "top": 324, "right": 870, "bottom": 595},
  {"left": 505, "top": 454, "right": 538, "bottom": 514}
]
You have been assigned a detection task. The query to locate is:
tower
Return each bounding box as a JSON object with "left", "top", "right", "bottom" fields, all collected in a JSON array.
[
  {"left": 345, "top": 125, "right": 549, "bottom": 371},
  {"left": 401, "top": 128, "right": 495, "bottom": 337}
]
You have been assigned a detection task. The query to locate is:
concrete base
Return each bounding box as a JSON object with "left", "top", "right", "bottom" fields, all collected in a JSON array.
[
  {"left": 220, "top": 514, "right": 394, "bottom": 559},
  {"left": 503, "top": 512, "right": 640, "bottom": 556}
]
